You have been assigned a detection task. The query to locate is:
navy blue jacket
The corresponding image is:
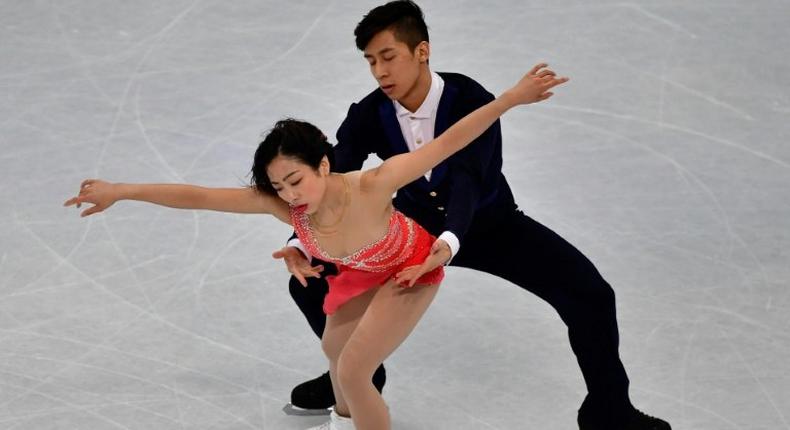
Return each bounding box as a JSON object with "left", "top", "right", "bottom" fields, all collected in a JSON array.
[{"left": 332, "top": 72, "right": 516, "bottom": 242}]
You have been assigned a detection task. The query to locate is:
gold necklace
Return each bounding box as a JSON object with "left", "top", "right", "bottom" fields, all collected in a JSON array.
[{"left": 309, "top": 174, "right": 349, "bottom": 236}]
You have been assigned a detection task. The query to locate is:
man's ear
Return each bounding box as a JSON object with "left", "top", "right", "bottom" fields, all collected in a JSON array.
[{"left": 417, "top": 41, "right": 430, "bottom": 63}]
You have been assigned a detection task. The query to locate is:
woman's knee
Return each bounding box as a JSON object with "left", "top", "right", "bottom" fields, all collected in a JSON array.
[
  {"left": 321, "top": 333, "right": 344, "bottom": 362},
  {"left": 336, "top": 347, "right": 375, "bottom": 390}
]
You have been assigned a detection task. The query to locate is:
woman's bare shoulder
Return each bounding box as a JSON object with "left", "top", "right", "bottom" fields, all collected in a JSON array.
[{"left": 340, "top": 170, "right": 365, "bottom": 190}]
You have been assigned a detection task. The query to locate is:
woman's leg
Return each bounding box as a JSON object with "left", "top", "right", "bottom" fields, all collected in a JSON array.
[
  {"left": 337, "top": 280, "right": 440, "bottom": 430},
  {"left": 321, "top": 286, "right": 377, "bottom": 417}
]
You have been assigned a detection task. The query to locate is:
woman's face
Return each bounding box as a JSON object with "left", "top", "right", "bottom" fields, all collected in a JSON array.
[{"left": 266, "top": 155, "right": 328, "bottom": 214}]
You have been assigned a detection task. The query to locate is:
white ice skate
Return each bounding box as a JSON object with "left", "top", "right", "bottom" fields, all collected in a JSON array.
[{"left": 306, "top": 409, "right": 354, "bottom": 430}]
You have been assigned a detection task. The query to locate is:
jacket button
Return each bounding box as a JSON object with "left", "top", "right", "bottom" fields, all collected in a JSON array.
[
  {"left": 437, "top": 206, "right": 445, "bottom": 211},
  {"left": 429, "top": 191, "right": 437, "bottom": 197}
]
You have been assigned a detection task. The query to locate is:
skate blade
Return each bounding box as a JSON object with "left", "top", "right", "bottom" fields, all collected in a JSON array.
[{"left": 282, "top": 403, "right": 332, "bottom": 416}]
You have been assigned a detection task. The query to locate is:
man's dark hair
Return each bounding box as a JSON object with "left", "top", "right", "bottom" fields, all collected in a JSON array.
[{"left": 354, "top": 0, "right": 429, "bottom": 51}]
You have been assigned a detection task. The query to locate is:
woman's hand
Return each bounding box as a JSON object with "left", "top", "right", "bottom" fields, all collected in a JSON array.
[
  {"left": 502, "top": 63, "right": 569, "bottom": 106},
  {"left": 394, "top": 239, "right": 452, "bottom": 288},
  {"left": 63, "top": 179, "right": 119, "bottom": 217},
  {"left": 272, "top": 246, "right": 324, "bottom": 287}
]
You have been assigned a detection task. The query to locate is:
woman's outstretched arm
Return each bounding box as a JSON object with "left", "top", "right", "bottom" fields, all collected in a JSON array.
[
  {"left": 63, "top": 179, "right": 291, "bottom": 224},
  {"left": 363, "top": 63, "right": 568, "bottom": 195}
]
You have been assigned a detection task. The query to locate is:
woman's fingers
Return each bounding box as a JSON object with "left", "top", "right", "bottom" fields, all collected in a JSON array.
[
  {"left": 68, "top": 179, "right": 109, "bottom": 214},
  {"left": 306, "top": 264, "right": 324, "bottom": 275},
  {"left": 541, "top": 74, "right": 560, "bottom": 85},
  {"left": 80, "top": 205, "right": 103, "bottom": 217},
  {"left": 303, "top": 268, "right": 321, "bottom": 278},
  {"left": 64, "top": 195, "right": 90, "bottom": 208},
  {"left": 545, "top": 76, "right": 569, "bottom": 88},
  {"left": 528, "top": 62, "right": 548, "bottom": 76}
]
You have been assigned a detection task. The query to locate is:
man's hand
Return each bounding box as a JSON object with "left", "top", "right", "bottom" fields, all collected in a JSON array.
[
  {"left": 394, "top": 239, "right": 451, "bottom": 288},
  {"left": 272, "top": 246, "right": 324, "bottom": 287}
]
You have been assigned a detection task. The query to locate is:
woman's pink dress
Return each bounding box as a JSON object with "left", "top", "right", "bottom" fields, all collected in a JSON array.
[{"left": 290, "top": 206, "right": 444, "bottom": 315}]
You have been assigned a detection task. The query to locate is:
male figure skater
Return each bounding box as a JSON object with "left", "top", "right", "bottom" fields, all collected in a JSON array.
[{"left": 276, "top": 2, "right": 671, "bottom": 429}]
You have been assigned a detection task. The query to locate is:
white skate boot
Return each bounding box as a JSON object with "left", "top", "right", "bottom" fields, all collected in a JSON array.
[{"left": 306, "top": 409, "right": 354, "bottom": 430}]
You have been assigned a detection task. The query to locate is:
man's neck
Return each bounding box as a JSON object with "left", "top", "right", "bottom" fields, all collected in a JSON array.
[{"left": 399, "top": 67, "right": 433, "bottom": 113}]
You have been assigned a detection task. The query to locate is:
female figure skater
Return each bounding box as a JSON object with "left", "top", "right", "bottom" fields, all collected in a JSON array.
[{"left": 64, "top": 64, "right": 567, "bottom": 430}]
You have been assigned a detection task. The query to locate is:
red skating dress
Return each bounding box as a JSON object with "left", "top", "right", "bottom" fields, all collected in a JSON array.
[{"left": 290, "top": 205, "right": 444, "bottom": 315}]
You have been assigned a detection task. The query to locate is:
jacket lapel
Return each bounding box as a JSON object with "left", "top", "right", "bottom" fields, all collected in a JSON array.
[
  {"left": 378, "top": 80, "right": 460, "bottom": 190},
  {"left": 428, "top": 81, "right": 458, "bottom": 186},
  {"left": 378, "top": 101, "right": 410, "bottom": 155},
  {"left": 378, "top": 99, "right": 431, "bottom": 189}
]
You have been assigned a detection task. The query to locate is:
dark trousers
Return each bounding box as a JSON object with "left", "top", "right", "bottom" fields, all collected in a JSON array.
[{"left": 289, "top": 207, "right": 632, "bottom": 424}]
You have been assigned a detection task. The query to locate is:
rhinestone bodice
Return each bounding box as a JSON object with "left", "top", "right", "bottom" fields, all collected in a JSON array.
[{"left": 290, "top": 206, "right": 417, "bottom": 272}]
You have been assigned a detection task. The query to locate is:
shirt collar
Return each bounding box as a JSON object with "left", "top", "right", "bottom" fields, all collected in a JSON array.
[{"left": 394, "top": 71, "right": 444, "bottom": 119}]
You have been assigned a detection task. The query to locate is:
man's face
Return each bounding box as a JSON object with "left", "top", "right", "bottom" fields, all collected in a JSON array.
[{"left": 363, "top": 29, "right": 427, "bottom": 102}]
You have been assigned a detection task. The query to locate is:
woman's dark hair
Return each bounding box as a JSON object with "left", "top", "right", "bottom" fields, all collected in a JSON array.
[
  {"left": 250, "top": 118, "right": 334, "bottom": 195},
  {"left": 354, "top": 0, "right": 429, "bottom": 51}
]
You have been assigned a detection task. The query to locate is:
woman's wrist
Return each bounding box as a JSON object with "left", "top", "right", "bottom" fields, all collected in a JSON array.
[
  {"left": 113, "top": 183, "right": 131, "bottom": 201},
  {"left": 496, "top": 91, "right": 518, "bottom": 111}
]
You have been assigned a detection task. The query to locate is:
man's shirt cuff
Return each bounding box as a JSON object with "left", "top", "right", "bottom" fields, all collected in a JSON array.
[
  {"left": 287, "top": 238, "right": 312, "bottom": 261},
  {"left": 437, "top": 231, "right": 460, "bottom": 265}
]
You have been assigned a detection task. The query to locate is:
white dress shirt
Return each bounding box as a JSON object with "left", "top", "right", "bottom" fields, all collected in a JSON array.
[
  {"left": 290, "top": 72, "right": 460, "bottom": 263},
  {"left": 393, "top": 71, "right": 444, "bottom": 181},
  {"left": 392, "top": 72, "right": 460, "bottom": 261}
]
